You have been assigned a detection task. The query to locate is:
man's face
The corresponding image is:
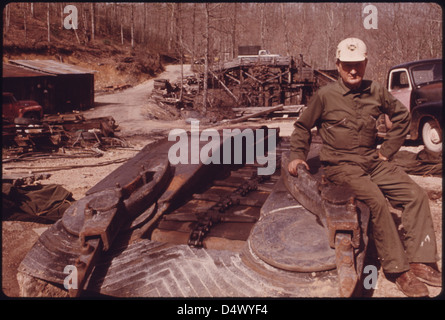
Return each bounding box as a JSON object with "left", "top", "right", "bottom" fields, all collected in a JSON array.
[{"left": 336, "top": 60, "right": 367, "bottom": 89}]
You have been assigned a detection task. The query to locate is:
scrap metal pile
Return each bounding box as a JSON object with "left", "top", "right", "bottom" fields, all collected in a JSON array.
[
  {"left": 150, "top": 76, "right": 198, "bottom": 110},
  {"left": 2, "top": 113, "right": 126, "bottom": 160}
]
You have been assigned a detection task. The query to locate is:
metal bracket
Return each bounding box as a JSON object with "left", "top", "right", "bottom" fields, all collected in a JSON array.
[{"left": 324, "top": 197, "right": 361, "bottom": 249}]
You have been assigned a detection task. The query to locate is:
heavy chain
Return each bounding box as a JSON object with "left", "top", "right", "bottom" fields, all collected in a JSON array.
[{"left": 188, "top": 174, "right": 269, "bottom": 247}]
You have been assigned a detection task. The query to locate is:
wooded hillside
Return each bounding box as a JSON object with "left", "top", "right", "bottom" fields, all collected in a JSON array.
[{"left": 3, "top": 2, "right": 442, "bottom": 84}]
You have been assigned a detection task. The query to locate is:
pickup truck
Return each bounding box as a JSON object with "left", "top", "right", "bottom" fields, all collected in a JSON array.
[
  {"left": 382, "top": 58, "right": 442, "bottom": 152},
  {"left": 2, "top": 92, "right": 44, "bottom": 124},
  {"left": 237, "top": 49, "right": 281, "bottom": 59}
]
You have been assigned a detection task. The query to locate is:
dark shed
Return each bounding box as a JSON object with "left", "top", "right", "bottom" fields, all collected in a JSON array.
[
  {"left": 7, "top": 60, "right": 95, "bottom": 114},
  {"left": 2, "top": 63, "right": 56, "bottom": 114}
]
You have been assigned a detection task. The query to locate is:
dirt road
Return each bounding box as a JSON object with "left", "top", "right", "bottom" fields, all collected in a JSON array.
[
  {"left": 2, "top": 64, "right": 442, "bottom": 298},
  {"left": 84, "top": 64, "right": 194, "bottom": 139}
]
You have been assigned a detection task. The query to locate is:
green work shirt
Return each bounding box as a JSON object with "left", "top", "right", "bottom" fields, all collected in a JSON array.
[{"left": 290, "top": 78, "right": 411, "bottom": 167}]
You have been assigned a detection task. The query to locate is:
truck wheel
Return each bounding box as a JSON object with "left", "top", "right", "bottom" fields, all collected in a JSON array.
[{"left": 422, "top": 120, "right": 442, "bottom": 153}]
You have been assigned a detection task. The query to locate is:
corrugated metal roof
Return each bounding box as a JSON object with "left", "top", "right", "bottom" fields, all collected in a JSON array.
[
  {"left": 9, "top": 60, "right": 96, "bottom": 75},
  {"left": 3, "top": 63, "right": 56, "bottom": 78}
]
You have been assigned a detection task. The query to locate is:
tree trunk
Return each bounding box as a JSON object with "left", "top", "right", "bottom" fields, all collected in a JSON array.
[
  {"left": 121, "top": 22, "right": 124, "bottom": 45},
  {"left": 46, "top": 3, "right": 50, "bottom": 43},
  {"left": 178, "top": 3, "right": 184, "bottom": 101},
  {"left": 23, "top": 4, "right": 28, "bottom": 44},
  {"left": 131, "top": 4, "right": 135, "bottom": 48},
  {"left": 280, "top": 3, "right": 290, "bottom": 56},
  {"left": 60, "top": 3, "right": 64, "bottom": 30},
  {"left": 260, "top": 4, "right": 266, "bottom": 49},
  {"left": 168, "top": 3, "right": 175, "bottom": 52},
  {"left": 143, "top": 3, "right": 148, "bottom": 44},
  {"left": 81, "top": 3, "right": 89, "bottom": 43},
  {"left": 191, "top": 3, "right": 196, "bottom": 64},
  {"left": 4, "top": 4, "right": 10, "bottom": 32},
  {"left": 231, "top": 3, "right": 237, "bottom": 59},
  {"left": 120, "top": 5, "right": 124, "bottom": 45},
  {"left": 91, "top": 3, "right": 95, "bottom": 41},
  {"left": 203, "top": 3, "right": 210, "bottom": 111}
]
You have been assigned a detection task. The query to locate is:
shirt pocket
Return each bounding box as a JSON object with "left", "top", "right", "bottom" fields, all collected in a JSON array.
[{"left": 323, "top": 117, "right": 355, "bottom": 150}]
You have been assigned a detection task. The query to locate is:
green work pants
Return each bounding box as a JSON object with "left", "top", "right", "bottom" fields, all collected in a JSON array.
[{"left": 323, "top": 159, "right": 438, "bottom": 274}]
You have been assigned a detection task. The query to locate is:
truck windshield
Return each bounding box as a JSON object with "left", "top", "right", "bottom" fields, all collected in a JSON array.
[{"left": 411, "top": 61, "right": 442, "bottom": 86}]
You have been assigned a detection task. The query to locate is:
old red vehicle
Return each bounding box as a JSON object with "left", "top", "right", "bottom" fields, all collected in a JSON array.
[{"left": 2, "top": 92, "right": 44, "bottom": 123}]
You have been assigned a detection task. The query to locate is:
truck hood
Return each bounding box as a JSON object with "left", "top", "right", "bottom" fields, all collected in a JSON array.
[{"left": 17, "top": 100, "right": 41, "bottom": 107}]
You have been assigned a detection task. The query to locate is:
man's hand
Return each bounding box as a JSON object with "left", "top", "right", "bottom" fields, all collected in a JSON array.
[{"left": 288, "top": 159, "right": 310, "bottom": 176}]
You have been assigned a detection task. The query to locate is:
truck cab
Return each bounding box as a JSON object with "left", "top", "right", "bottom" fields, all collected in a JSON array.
[
  {"left": 258, "top": 50, "right": 280, "bottom": 58},
  {"left": 2, "top": 92, "right": 44, "bottom": 124},
  {"left": 384, "top": 59, "right": 442, "bottom": 152}
]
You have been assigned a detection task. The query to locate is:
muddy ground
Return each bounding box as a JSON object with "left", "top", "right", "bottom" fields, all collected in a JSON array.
[{"left": 2, "top": 64, "right": 442, "bottom": 299}]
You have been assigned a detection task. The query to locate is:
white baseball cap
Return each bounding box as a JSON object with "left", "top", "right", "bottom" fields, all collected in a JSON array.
[{"left": 336, "top": 38, "right": 367, "bottom": 62}]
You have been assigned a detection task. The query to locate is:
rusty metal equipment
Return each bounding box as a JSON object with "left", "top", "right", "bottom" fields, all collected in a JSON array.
[
  {"left": 280, "top": 145, "right": 371, "bottom": 297},
  {"left": 18, "top": 127, "right": 278, "bottom": 296},
  {"left": 19, "top": 140, "right": 173, "bottom": 297},
  {"left": 2, "top": 113, "right": 122, "bottom": 159},
  {"left": 17, "top": 131, "right": 372, "bottom": 298}
]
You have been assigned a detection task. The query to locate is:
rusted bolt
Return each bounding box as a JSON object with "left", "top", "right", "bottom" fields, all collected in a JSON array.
[
  {"left": 342, "top": 255, "right": 353, "bottom": 266},
  {"left": 81, "top": 243, "right": 93, "bottom": 255},
  {"left": 84, "top": 205, "right": 94, "bottom": 219},
  {"left": 341, "top": 237, "right": 351, "bottom": 246},
  {"left": 321, "top": 175, "right": 328, "bottom": 185},
  {"left": 75, "top": 258, "right": 86, "bottom": 269}
]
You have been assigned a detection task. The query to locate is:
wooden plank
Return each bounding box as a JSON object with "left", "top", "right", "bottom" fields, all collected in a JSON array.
[
  {"left": 263, "top": 70, "right": 290, "bottom": 84},
  {"left": 242, "top": 70, "right": 262, "bottom": 84},
  {"left": 221, "top": 104, "right": 284, "bottom": 124},
  {"left": 224, "top": 72, "right": 241, "bottom": 84},
  {"left": 208, "top": 69, "right": 239, "bottom": 103},
  {"left": 233, "top": 105, "right": 304, "bottom": 111}
]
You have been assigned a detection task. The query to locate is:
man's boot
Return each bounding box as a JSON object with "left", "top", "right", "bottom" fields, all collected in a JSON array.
[
  {"left": 394, "top": 270, "right": 429, "bottom": 297},
  {"left": 410, "top": 263, "right": 442, "bottom": 287}
]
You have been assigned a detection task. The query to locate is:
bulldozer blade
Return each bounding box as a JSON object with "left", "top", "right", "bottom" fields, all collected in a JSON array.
[{"left": 18, "top": 219, "right": 83, "bottom": 286}]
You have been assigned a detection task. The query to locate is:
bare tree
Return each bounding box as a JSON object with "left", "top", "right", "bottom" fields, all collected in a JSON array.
[
  {"left": 231, "top": 3, "right": 237, "bottom": 59},
  {"left": 91, "top": 3, "right": 95, "bottom": 41},
  {"left": 47, "top": 3, "right": 50, "bottom": 43},
  {"left": 203, "top": 3, "right": 210, "bottom": 111},
  {"left": 59, "top": 3, "right": 64, "bottom": 29},
  {"left": 4, "top": 4, "right": 10, "bottom": 32},
  {"left": 260, "top": 4, "right": 267, "bottom": 50},
  {"left": 120, "top": 4, "right": 124, "bottom": 45},
  {"left": 280, "top": 3, "right": 291, "bottom": 56},
  {"left": 191, "top": 3, "right": 197, "bottom": 63},
  {"left": 131, "top": 3, "right": 134, "bottom": 48},
  {"left": 23, "top": 3, "right": 28, "bottom": 43}
]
